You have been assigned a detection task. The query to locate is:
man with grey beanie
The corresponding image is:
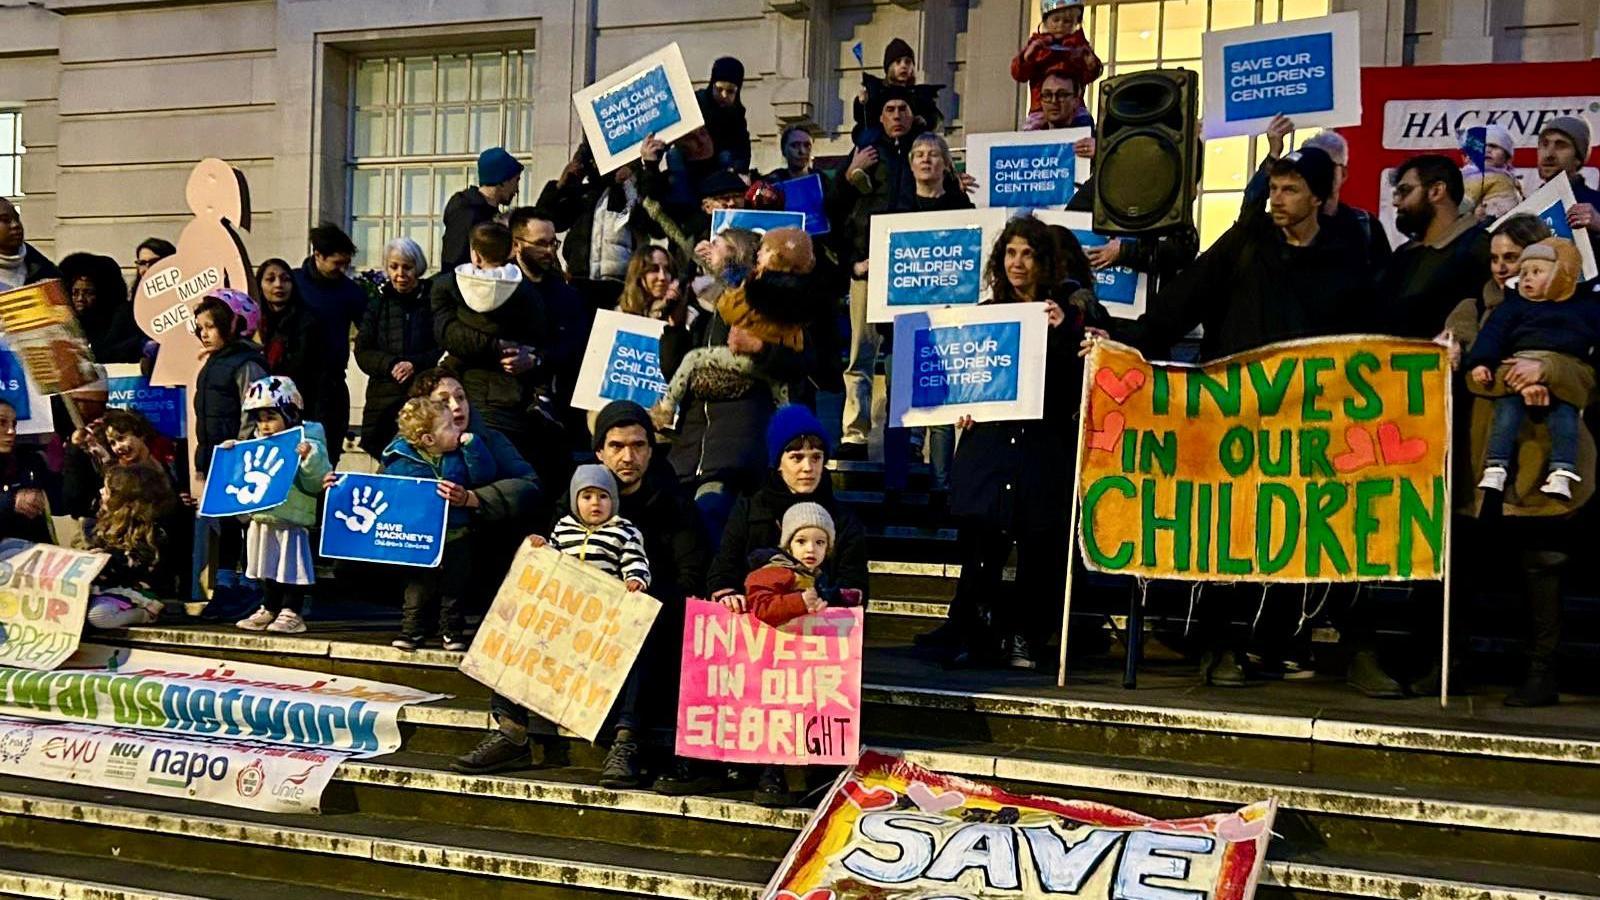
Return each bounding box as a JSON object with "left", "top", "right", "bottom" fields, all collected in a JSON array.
[{"left": 1537, "top": 115, "right": 1599, "bottom": 239}]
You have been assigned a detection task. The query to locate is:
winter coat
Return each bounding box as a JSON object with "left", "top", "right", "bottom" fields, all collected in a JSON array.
[
  {"left": 79, "top": 300, "right": 145, "bottom": 364},
  {"left": 745, "top": 551, "right": 863, "bottom": 629},
  {"left": 1461, "top": 165, "right": 1524, "bottom": 220},
  {"left": 844, "top": 131, "right": 920, "bottom": 264},
  {"left": 90, "top": 531, "right": 178, "bottom": 600},
  {"left": 1375, "top": 213, "right": 1490, "bottom": 339},
  {"left": 440, "top": 187, "right": 501, "bottom": 271},
  {"left": 950, "top": 289, "right": 1102, "bottom": 533},
  {"left": 1465, "top": 293, "right": 1600, "bottom": 370},
  {"left": 431, "top": 270, "right": 548, "bottom": 438},
  {"left": 1114, "top": 212, "right": 1377, "bottom": 362},
  {"left": 707, "top": 473, "right": 868, "bottom": 599},
  {"left": 0, "top": 446, "right": 57, "bottom": 544},
  {"left": 248, "top": 421, "right": 332, "bottom": 529},
  {"left": 661, "top": 300, "right": 814, "bottom": 488},
  {"left": 525, "top": 271, "right": 591, "bottom": 406},
  {"left": 292, "top": 260, "right": 368, "bottom": 368},
  {"left": 259, "top": 302, "right": 334, "bottom": 444},
  {"left": 1011, "top": 30, "right": 1103, "bottom": 114},
  {"left": 615, "top": 454, "right": 710, "bottom": 605},
  {"left": 851, "top": 75, "right": 946, "bottom": 146},
  {"left": 1240, "top": 159, "right": 1392, "bottom": 272},
  {"left": 550, "top": 513, "right": 651, "bottom": 586},
  {"left": 355, "top": 279, "right": 438, "bottom": 456},
  {"left": 381, "top": 430, "right": 501, "bottom": 532},
  {"left": 193, "top": 340, "right": 266, "bottom": 474},
  {"left": 716, "top": 272, "right": 815, "bottom": 352},
  {"left": 533, "top": 176, "right": 648, "bottom": 282},
  {"left": 695, "top": 87, "right": 752, "bottom": 174}
]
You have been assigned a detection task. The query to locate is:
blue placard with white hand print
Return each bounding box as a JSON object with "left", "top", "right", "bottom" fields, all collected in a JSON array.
[
  {"left": 592, "top": 64, "right": 683, "bottom": 157},
  {"left": 320, "top": 473, "right": 448, "bottom": 568},
  {"left": 198, "top": 427, "right": 304, "bottom": 518}
]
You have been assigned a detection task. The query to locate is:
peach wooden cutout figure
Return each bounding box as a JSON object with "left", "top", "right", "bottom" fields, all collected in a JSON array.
[
  {"left": 134, "top": 158, "right": 254, "bottom": 388},
  {"left": 133, "top": 159, "right": 253, "bottom": 491}
]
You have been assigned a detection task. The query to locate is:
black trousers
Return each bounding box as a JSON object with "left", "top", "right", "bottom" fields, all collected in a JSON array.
[{"left": 949, "top": 518, "right": 1070, "bottom": 641}]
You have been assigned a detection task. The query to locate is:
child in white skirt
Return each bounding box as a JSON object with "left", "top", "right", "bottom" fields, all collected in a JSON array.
[{"left": 231, "top": 375, "right": 331, "bottom": 634}]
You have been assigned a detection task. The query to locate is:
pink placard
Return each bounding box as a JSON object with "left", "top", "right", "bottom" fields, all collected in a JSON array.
[{"left": 675, "top": 598, "right": 863, "bottom": 766}]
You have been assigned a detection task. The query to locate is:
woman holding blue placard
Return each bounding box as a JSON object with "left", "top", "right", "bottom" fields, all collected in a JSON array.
[{"left": 929, "top": 215, "right": 1105, "bottom": 670}]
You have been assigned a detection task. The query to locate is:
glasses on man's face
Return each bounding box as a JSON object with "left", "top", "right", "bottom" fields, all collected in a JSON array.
[{"left": 1392, "top": 182, "right": 1420, "bottom": 201}]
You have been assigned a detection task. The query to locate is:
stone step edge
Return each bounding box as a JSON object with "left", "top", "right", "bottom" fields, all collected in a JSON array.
[
  {"left": 348, "top": 731, "right": 1600, "bottom": 842},
  {"left": 98, "top": 626, "right": 1600, "bottom": 768},
  {"left": 0, "top": 794, "right": 1591, "bottom": 900},
  {"left": 0, "top": 792, "right": 755, "bottom": 900},
  {"left": 0, "top": 869, "right": 206, "bottom": 900}
]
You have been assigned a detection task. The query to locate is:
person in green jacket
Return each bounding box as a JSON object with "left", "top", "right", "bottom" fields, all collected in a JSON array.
[{"left": 230, "top": 376, "right": 331, "bottom": 635}]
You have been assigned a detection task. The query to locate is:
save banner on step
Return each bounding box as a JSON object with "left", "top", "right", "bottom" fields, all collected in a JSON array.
[
  {"left": 966, "top": 129, "right": 1091, "bottom": 209},
  {"left": 573, "top": 43, "right": 704, "bottom": 174},
  {"left": 199, "top": 427, "right": 305, "bottom": 518},
  {"left": 1033, "top": 210, "right": 1148, "bottom": 319},
  {"left": 889, "top": 302, "right": 1049, "bottom": 429},
  {"left": 1076, "top": 337, "right": 1449, "bottom": 582},
  {"left": 867, "top": 208, "right": 1011, "bottom": 322},
  {"left": 766, "top": 749, "right": 1276, "bottom": 899},
  {"left": 572, "top": 309, "right": 668, "bottom": 412},
  {"left": 1202, "top": 11, "right": 1362, "bottom": 139},
  {"left": 461, "top": 544, "right": 660, "bottom": 742},
  {"left": 0, "top": 643, "right": 443, "bottom": 756},
  {"left": 675, "top": 598, "right": 862, "bottom": 766},
  {"left": 0, "top": 541, "right": 109, "bottom": 672},
  {"left": 1491, "top": 176, "right": 1599, "bottom": 280},
  {"left": 320, "top": 473, "right": 449, "bottom": 568},
  {"left": 0, "top": 714, "right": 345, "bottom": 815}
]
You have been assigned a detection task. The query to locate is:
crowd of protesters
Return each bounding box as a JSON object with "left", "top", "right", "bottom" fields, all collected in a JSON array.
[{"left": 2, "top": 7, "right": 1598, "bottom": 799}]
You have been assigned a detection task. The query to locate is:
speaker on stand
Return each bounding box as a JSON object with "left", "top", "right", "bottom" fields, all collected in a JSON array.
[{"left": 1092, "top": 68, "right": 1200, "bottom": 236}]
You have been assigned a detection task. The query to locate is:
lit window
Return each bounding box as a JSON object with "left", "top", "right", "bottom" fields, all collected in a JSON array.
[
  {"left": 0, "top": 111, "right": 23, "bottom": 198},
  {"left": 347, "top": 47, "right": 537, "bottom": 269}
]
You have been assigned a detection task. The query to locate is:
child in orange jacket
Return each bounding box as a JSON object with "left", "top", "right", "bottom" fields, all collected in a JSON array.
[
  {"left": 745, "top": 502, "right": 862, "bottom": 629},
  {"left": 1011, "top": 0, "right": 1103, "bottom": 117}
]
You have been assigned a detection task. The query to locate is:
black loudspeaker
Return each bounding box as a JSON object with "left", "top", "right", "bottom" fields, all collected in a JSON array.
[{"left": 1092, "top": 68, "right": 1199, "bottom": 235}]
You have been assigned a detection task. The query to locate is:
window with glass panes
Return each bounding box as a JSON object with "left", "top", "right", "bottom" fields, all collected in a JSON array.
[
  {"left": 0, "top": 111, "right": 23, "bottom": 198},
  {"left": 348, "top": 48, "right": 537, "bottom": 269},
  {"left": 1029, "top": 0, "right": 1330, "bottom": 248}
]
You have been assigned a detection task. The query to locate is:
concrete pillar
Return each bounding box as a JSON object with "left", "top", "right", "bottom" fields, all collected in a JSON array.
[
  {"left": 1440, "top": 0, "right": 1495, "bottom": 62},
  {"left": 961, "top": 0, "right": 1025, "bottom": 135}
]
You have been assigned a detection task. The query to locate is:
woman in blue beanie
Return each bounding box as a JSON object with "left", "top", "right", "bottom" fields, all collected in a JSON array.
[{"left": 706, "top": 404, "right": 868, "bottom": 606}]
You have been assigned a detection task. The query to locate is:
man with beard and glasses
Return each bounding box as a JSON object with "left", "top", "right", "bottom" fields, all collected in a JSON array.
[
  {"left": 1377, "top": 154, "right": 1491, "bottom": 339},
  {"left": 509, "top": 207, "right": 590, "bottom": 417}
]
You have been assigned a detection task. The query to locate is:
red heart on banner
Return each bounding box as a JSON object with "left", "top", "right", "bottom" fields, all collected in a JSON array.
[
  {"left": 907, "top": 782, "right": 965, "bottom": 813},
  {"left": 775, "top": 891, "right": 835, "bottom": 900},
  {"left": 1086, "top": 411, "right": 1126, "bottom": 454},
  {"left": 1094, "top": 367, "right": 1147, "bottom": 405},
  {"left": 1376, "top": 421, "right": 1429, "bottom": 465},
  {"left": 1333, "top": 425, "right": 1378, "bottom": 474},
  {"left": 843, "top": 780, "right": 896, "bottom": 811}
]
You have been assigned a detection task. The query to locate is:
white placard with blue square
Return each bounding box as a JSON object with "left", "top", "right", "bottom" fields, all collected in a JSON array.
[
  {"left": 867, "top": 208, "right": 1010, "bottom": 322},
  {"left": 889, "top": 302, "right": 1047, "bottom": 428},
  {"left": 781, "top": 173, "right": 831, "bottom": 235},
  {"left": 710, "top": 209, "right": 807, "bottom": 236},
  {"left": 573, "top": 43, "right": 705, "bottom": 175},
  {"left": 1033, "top": 210, "right": 1148, "bottom": 319},
  {"left": 1202, "top": 11, "right": 1361, "bottom": 140},
  {"left": 320, "top": 473, "right": 449, "bottom": 568},
  {"left": 104, "top": 363, "right": 186, "bottom": 438},
  {"left": 1492, "top": 175, "right": 1598, "bottom": 281},
  {"left": 571, "top": 308, "right": 670, "bottom": 413},
  {"left": 967, "top": 129, "right": 1092, "bottom": 210},
  {"left": 198, "top": 427, "right": 305, "bottom": 518}
]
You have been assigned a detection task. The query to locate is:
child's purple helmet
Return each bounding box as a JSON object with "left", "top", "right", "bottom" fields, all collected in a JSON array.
[{"left": 204, "top": 287, "right": 260, "bottom": 338}]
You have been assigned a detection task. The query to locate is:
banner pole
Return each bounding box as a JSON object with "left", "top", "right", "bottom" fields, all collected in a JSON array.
[
  {"left": 1440, "top": 361, "right": 1455, "bottom": 709},
  {"left": 1059, "top": 340, "right": 1099, "bottom": 688}
]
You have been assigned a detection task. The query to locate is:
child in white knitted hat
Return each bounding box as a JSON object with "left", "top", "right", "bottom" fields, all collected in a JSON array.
[{"left": 744, "top": 502, "right": 862, "bottom": 627}]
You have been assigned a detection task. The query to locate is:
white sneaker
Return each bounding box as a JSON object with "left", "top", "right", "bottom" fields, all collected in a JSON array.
[
  {"left": 1477, "top": 466, "right": 1508, "bottom": 492},
  {"left": 236, "top": 606, "right": 274, "bottom": 631},
  {"left": 266, "top": 609, "right": 307, "bottom": 634},
  {"left": 1541, "top": 469, "right": 1580, "bottom": 500}
]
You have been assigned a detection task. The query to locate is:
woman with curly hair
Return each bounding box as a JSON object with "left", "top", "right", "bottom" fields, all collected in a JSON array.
[
  {"left": 58, "top": 252, "right": 144, "bottom": 363},
  {"left": 923, "top": 214, "right": 1106, "bottom": 669},
  {"left": 83, "top": 463, "right": 179, "bottom": 628}
]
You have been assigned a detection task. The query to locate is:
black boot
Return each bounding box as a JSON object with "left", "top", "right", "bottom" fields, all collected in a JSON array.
[
  {"left": 1346, "top": 649, "right": 1405, "bottom": 699},
  {"left": 1199, "top": 650, "right": 1248, "bottom": 687},
  {"left": 1504, "top": 669, "right": 1559, "bottom": 708}
]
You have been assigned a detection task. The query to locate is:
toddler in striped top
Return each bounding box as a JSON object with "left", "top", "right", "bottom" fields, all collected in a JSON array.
[{"left": 528, "top": 464, "right": 650, "bottom": 591}]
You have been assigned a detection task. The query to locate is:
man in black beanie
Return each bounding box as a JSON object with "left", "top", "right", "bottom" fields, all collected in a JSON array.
[
  {"left": 852, "top": 38, "right": 945, "bottom": 145},
  {"left": 695, "top": 56, "right": 752, "bottom": 174}
]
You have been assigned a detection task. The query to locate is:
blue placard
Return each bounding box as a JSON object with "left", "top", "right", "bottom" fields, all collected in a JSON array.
[
  {"left": 1223, "top": 32, "right": 1335, "bottom": 121},
  {"left": 1538, "top": 200, "right": 1575, "bottom": 240},
  {"left": 320, "top": 473, "right": 448, "bottom": 568},
  {"left": 0, "top": 352, "right": 31, "bottom": 421},
  {"left": 599, "top": 329, "right": 668, "bottom": 408},
  {"left": 107, "top": 375, "right": 186, "bottom": 439},
  {"left": 781, "top": 174, "right": 831, "bottom": 235},
  {"left": 888, "top": 228, "right": 984, "bottom": 307},
  {"left": 1071, "top": 229, "right": 1140, "bottom": 307},
  {"left": 592, "top": 64, "right": 683, "bottom": 157},
  {"left": 911, "top": 321, "right": 1022, "bottom": 408},
  {"left": 710, "top": 209, "right": 807, "bottom": 236},
  {"left": 198, "top": 427, "right": 304, "bottom": 518},
  {"left": 990, "top": 142, "right": 1078, "bottom": 208}
]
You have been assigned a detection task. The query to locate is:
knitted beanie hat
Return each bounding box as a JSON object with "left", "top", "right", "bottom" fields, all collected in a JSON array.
[
  {"left": 759, "top": 227, "right": 815, "bottom": 275},
  {"left": 710, "top": 57, "right": 745, "bottom": 88},
  {"left": 1541, "top": 116, "right": 1592, "bottom": 163},
  {"left": 1519, "top": 238, "right": 1581, "bottom": 302},
  {"left": 569, "top": 464, "right": 618, "bottom": 519},
  {"left": 781, "top": 502, "right": 836, "bottom": 550},
  {"left": 883, "top": 38, "right": 915, "bottom": 72}
]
